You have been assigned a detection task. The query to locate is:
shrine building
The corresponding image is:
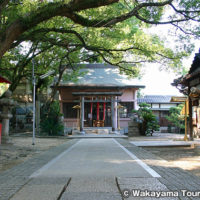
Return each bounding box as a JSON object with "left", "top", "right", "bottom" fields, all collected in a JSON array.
[{"left": 56, "top": 64, "right": 145, "bottom": 133}]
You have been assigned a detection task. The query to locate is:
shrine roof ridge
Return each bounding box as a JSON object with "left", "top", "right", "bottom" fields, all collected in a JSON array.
[{"left": 59, "top": 63, "right": 145, "bottom": 89}]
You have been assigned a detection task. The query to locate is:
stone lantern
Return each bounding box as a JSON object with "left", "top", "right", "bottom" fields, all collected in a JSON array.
[{"left": 0, "top": 90, "right": 15, "bottom": 143}]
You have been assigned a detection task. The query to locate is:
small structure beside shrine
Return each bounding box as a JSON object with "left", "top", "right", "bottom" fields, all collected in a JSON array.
[
  {"left": 55, "top": 64, "right": 145, "bottom": 134},
  {"left": 137, "top": 95, "right": 182, "bottom": 132}
]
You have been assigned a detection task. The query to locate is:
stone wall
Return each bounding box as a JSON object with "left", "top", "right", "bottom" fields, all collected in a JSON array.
[{"left": 128, "top": 120, "right": 140, "bottom": 137}]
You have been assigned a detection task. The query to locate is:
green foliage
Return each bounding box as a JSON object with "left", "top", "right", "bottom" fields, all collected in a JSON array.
[
  {"left": 1, "top": 0, "right": 200, "bottom": 93},
  {"left": 166, "top": 104, "right": 185, "bottom": 130},
  {"left": 40, "top": 101, "right": 64, "bottom": 136},
  {"left": 133, "top": 103, "right": 159, "bottom": 136}
]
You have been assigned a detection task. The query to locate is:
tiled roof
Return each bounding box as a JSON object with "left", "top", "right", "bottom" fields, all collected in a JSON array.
[
  {"left": 0, "top": 75, "right": 11, "bottom": 83},
  {"left": 138, "top": 95, "right": 175, "bottom": 104},
  {"left": 59, "top": 64, "right": 145, "bottom": 88},
  {"left": 189, "top": 51, "right": 200, "bottom": 74},
  {"left": 180, "top": 50, "right": 200, "bottom": 84}
]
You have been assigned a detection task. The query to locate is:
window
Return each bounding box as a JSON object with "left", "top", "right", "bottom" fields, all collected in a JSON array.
[
  {"left": 63, "top": 103, "right": 78, "bottom": 118},
  {"left": 119, "top": 102, "right": 134, "bottom": 118},
  {"left": 160, "top": 111, "right": 169, "bottom": 117}
]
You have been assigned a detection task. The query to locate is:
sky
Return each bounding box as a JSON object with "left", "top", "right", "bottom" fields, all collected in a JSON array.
[
  {"left": 140, "top": 64, "right": 182, "bottom": 96},
  {"left": 139, "top": 32, "right": 200, "bottom": 96}
]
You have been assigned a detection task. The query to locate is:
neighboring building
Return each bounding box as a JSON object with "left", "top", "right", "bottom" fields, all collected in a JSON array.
[
  {"left": 137, "top": 95, "right": 182, "bottom": 132},
  {"left": 176, "top": 50, "right": 200, "bottom": 138},
  {"left": 56, "top": 64, "right": 145, "bottom": 133},
  {"left": 8, "top": 78, "right": 49, "bottom": 132},
  {"left": 10, "top": 78, "right": 33, "bottom": 130}
]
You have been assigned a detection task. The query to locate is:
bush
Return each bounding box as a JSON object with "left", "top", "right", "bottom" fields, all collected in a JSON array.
[
  {"left": 40, "top": 101, "right": 64, "bottom": 136},
  {"left": 132, "top": 103, "right": 159, "bottom": 136},
  {"left": 166, "top": 104, "right": 185, "bottom": 133}
]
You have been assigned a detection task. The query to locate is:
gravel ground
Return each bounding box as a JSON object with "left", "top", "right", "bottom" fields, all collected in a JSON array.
[{"left": 0, "top": 136, "right": 69, "bottom": 173}]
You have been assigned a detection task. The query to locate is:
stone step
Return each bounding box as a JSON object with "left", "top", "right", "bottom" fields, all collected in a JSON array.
[{"left": 84, "top": 129, "right": 110, "bottom": 134}]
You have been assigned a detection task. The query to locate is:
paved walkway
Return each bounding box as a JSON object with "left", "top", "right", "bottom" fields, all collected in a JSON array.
[
  {"left": 1, "top": 138, "right": 200, "bottom": 200},
  {"left": 130, "top": 140, "right": 198, "bottom": 147},
  {"left": 68, "top": 134, "right": 127, "bottom": 138}
]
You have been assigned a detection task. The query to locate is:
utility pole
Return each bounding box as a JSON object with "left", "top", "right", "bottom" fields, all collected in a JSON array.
[{"left": 32, "top": 58, "right": 36, "bottom": 145}]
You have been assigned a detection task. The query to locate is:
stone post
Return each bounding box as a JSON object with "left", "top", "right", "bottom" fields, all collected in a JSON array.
[{"left": 0, "top": 90, "right": 15, "bottom": 143}]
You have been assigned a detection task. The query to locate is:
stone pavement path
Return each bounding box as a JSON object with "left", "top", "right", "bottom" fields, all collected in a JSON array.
[
  {"left": 1, "top": 138, "right": 200, "bottom": 200},
  {"left": 116, "top": 138, "right": 200, "bottom": 200},
  {"left": 11, "top": 138, "right": 179, "bottom": 200}
]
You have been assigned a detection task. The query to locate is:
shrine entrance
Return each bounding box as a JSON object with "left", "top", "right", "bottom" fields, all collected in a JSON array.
[
  {"left": 84, "top": 102, "right": 112, "bottom": 127},
  {"left": 72, "top": 92, "right": 123, "bottom": 132}
]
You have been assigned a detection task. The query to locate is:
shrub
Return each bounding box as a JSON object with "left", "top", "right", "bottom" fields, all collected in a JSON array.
[
  {"left": 166, "top": 104, "right": 185, "bottom": 133},
  {"left": 132, "top": 103, "right": 159, "bottom": 136},
  {"left": 40, "top": 101, "right": 64, "bottom": 136}
]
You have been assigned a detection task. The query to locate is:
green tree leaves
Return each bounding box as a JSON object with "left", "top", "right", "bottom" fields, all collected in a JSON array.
[
  {"left": 132, "top": 103, "right": 160, "bottom": 136},
  {"left": 0, "top": 0, "right": 200, "bottom": 94},
  {"left": 166, "top": 104, "right": 185, "bottom": 129}
]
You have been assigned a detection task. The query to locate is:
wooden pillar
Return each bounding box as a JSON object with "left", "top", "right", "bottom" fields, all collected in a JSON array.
[
  {"left": 80, "top": 96, "right": 84, "bottom": 132},
  {"left": 133, "top": 89, "right": 138, "bottom": 110},
  {"left": 189, "top": 95, "right": 193, "bottom": 140},
  {"left": 184, "top": 100, "right": 188, "bottom": 141},
  {"left": 103, "top": 102, "right": 106, "bottom": 121},
  {"left": 111, "top": 96, "right": 115, "bottom": 132},
  {"left": 97, "top": 102, "right": 99, "bottom": 120},
  {"left": 90, "top": 102, "right": 93, "bottom": 119}
]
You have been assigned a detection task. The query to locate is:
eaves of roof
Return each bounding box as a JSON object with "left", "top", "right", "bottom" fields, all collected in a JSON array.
[
  {"left": 151, "top": 108, "right": 170, "bottom": 111},
  {"left": 138, "top": 101, "right": 179, "bottom": 104},
  {"left": 54, "top": 85, "right": 145, "bottom": 89}
]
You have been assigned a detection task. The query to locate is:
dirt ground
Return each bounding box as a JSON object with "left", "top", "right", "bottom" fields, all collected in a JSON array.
[{"left": 0, "top": 136, "right": 68, "bottom": 173}]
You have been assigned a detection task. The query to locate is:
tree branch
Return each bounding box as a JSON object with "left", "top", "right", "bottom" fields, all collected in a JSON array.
[
  {"left": 0, "top": 0, "right": 9, "bottom": 15},
  {"left": 15, "top": 27, "right": 179, "bottom": 64},
  {"left": 0, "top": 0, "right": 118, "bottom": 57},
  {"left": 1, "top": 0, "right": 199, "bottom": 59},
  {"left": 170, "top": 3, "right": 200, "bottom": 22}
]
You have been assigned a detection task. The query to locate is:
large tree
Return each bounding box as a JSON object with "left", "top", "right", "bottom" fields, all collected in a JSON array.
[
  {"left": 0, "top": 0, "right": 200, "bottom": 58},
  {"left": 1, "top": 0, "right": 200, "bottom": 95}
]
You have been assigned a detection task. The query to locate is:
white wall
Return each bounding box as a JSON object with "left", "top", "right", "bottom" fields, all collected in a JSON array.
[
  {"left": 160, "top": 103, "right": 177, "bottom": 109},
  {"left": 152, "top": 103, "right": 159, "bottom": 108}
]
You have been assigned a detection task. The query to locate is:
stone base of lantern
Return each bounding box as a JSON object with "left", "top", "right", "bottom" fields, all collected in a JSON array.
[{"left": 1, "top": 135, "right": 11, "bottom": 144}]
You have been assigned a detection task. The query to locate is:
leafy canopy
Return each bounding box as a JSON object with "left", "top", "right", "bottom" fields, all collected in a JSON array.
[
  {"left": 132, "top": 103, "right": 160, "bottom": 136},
  {"left": 166, "top": 104, "right": 185, "bottom": 129},
  {"left": 0, "top": 0, "right": 200, "bottom": 93}
]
